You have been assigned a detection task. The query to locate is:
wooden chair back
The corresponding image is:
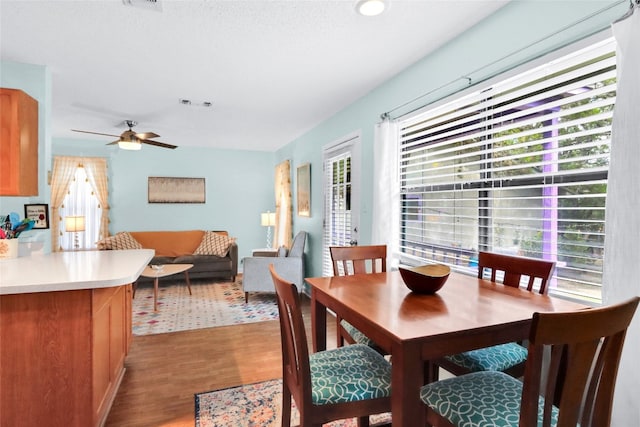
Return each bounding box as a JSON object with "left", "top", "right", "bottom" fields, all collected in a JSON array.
[
  {"left": 330, "top": 245, "right": 387, "bottom": 276},
  {"left": 269, "top": 264, "right": 390, "bottom": 427},
  {"left": 520, "top": 296, "right": 639, "bottom": 427},
  {"left": 433, "top": 252, "right": 556, "bottom": 380},
  {"left": 477, "top": 251, "right": 556, "bottom": 294},
  {"left": 330, "top": 245, "right": 387, "bottom": 349},
  {"left": 269, "top": 264, "right": 312, "bottom": 422}
]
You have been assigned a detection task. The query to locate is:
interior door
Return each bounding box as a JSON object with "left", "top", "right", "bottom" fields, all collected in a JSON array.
[{"left": 322, "top": 133, "right": 361, "bottom": 276}]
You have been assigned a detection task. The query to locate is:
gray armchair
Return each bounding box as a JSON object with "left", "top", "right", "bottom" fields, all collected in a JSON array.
[{"left": 242, "top": 231, "right": 307, "bottom": 302}]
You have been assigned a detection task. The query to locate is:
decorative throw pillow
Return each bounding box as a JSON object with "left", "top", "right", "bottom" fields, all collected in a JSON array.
[
  {"left": 193, "top": 231, "right": 235, "bottom": 257},
  {"left": 97, "top": 232, "right": 143, "bottom": 250}
]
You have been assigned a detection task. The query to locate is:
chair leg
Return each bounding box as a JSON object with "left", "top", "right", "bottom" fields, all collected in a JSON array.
[
  {"left": 356, "top": 415, "right": 370, "bottom": 427},
  {"left": 337, "top": 317, "right": 344, "bottom": 348},
  {"left": 424, "top": 361, "right": 439, "bottom": 383},
  {"left": 245, "top": 291, "right": 249, "bottom": 304},
  {"left": 281, "top": 386, "right": 291, "bottom": 427}
]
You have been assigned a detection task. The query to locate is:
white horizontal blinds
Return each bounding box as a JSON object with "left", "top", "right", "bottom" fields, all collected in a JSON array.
[
  {"left": 399, "top": 38, "right": 616, "bottom": 302},
  {"left": 322, "top": 149, "right": 352, "bottom": 276}
]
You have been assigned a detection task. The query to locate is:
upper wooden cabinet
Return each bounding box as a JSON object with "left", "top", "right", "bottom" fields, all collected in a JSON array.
[{"left": 0, "top": 88, "right": 39, "bottom": 196}]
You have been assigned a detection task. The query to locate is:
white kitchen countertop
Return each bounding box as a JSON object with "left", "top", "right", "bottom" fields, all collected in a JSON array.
[{"left": 0, "top": 249, "right": 155, "bottom": 295}]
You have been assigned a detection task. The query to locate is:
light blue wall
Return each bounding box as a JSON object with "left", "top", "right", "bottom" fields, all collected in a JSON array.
[
  {"left": 0, "top": 60, "right": 52, "bottom": 255},
  {"left": 277, "top": 0, "right": 627, "bottom": 278},
  {"left": 53, "top": 139, "right": 275, "bottom": 264}
]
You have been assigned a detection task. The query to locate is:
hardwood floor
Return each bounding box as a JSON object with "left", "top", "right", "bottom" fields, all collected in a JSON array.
[{"left": 105, "top": 295, "right": 336, "bottom": 427}]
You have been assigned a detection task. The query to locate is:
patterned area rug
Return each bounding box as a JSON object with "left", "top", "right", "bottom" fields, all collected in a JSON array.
[
  {"left": 195, "top": 379, "right": 391, "bottom": 427},
  {"left": 132, "top": 279, "right": 278, "bottom": 336}
]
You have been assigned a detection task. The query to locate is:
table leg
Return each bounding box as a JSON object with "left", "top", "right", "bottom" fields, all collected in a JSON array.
[
  {"left": 392, "top": 342, "right": 425, "bottom": 427},
  {"left": 154, "top": 277, "right": 159, "bottom": 312},
  {"left": 311, "top": 289, "right": 327, "bottom": 352},
  {"left": 184, "top": 271, "right": 192, "bottom": 295}
]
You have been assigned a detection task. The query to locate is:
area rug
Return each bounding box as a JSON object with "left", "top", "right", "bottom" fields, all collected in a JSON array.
[
  {"left": 132, "top": 279, "right": 278, "bottom": 336},
  {"left": 195, "top": 379, "right": 391, "bottom": 427}
]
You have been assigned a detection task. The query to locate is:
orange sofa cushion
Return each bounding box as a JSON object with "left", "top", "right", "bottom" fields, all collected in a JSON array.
[{"left": 129, "top": 230, "right": 216, "bottom": 257}]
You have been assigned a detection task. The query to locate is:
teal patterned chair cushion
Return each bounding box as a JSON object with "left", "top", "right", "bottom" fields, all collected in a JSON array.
[
  {"left": 420, "top": 371, "right": 559, "bottom": 427},
  {"left": 309, "top": 344, "right": 392, "bottom": 405},
  {"left": 444, "top": 342, "right": 528, "bottom": 372},
  {"left": 340, "top": 319, "right": 378, "bottom": 348}
]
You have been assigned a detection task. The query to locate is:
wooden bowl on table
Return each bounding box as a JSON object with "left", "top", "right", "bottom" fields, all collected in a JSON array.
[{"left": 399, "top": 264, "right": 451, "bottom": 294}]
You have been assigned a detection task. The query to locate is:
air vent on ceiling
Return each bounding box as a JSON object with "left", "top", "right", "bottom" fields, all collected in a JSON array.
[{"left": 122, "top": 0, "right": 162, "bottom": 12}]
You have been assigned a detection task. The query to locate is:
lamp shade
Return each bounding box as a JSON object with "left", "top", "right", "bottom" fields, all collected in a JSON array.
[
  {"left": 65, "top": 216, "right": 86, "bottom": 232},
  {"left": 118, "top": 132, "right": 142, "bottom": 150},
  {"left": 118, "top": 140, "right": 142, "bottom": 150},
  {"left": 261, "top": 211, "right": 276, "bottom": 227}
]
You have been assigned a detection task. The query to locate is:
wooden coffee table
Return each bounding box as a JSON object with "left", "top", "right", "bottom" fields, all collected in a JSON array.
[{"left": 139, "top": 263, "right": 193, "bottom": 311}]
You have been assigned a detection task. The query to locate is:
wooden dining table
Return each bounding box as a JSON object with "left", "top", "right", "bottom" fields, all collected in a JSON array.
[{"left": 306, "top": 270, "right": 588, "bottom": 427}]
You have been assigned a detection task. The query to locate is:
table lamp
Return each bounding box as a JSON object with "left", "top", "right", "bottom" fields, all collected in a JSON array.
[
  {"left": 260, "top": 211, "right": 276, "bottom": 248},
  {"left": 65, "top": 215, "right": 85, "bottom": 250}
]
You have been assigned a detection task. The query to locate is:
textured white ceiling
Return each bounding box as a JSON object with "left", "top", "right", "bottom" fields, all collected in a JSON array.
[{"left": 1, "top": 0, "right": 509, "bottom": 151}]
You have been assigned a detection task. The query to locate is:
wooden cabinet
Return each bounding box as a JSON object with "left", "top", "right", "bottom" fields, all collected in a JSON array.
[
  {"left": 0, "top": 87, "right": 38, "bottom": 196},
  {"left": 92, "top": 285, "right": 128, "bottom": 426},
  {"left": 0, "top": 284, "right": 132, "bottom": 427},
  {"left": 125, "top": 284, "right": 133, "bottom": 352}
]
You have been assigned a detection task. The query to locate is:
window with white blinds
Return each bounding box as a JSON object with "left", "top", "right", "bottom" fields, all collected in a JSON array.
[{"left": 398, "top": 38, "right": 616, "bottom": 303}]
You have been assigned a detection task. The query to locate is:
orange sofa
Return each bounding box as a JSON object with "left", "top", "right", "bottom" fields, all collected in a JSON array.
[{"left": 99, "top": 230, "right": 238, "bottom": 282}]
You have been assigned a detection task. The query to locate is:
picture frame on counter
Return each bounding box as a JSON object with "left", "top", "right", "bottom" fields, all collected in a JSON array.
[{"left": 24, "top": 203, "right": 50, "bottom": 229}]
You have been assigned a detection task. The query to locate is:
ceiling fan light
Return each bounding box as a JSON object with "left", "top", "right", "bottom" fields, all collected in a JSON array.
[
  {"left": 118, "top": 140, "right": 142, "bottom": 150},
  {"left": 356, "top": 0, "right": 386, "bottom": 16}
]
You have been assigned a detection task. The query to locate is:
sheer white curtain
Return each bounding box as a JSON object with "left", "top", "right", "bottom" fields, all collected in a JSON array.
[
  {"left": 84, "top": 158, "right": 109, "bottom": 241},
  {"left": 58, "top": 166, "right": 102, "bottom": 251},
  {"left": 372, "top": 118, "right": 400, "bottom": 268},
  {"left": 274, "top": 160, "right": 292, "bottom": 249},
  {"left": 51, "top": 156, "right": 107, "bottom": 251},
  {"left": 50, "top": 156, "right": 78, "bottom": 251},
  {"left": 602, "top": 6, "right": 640, "bottom": 425}
]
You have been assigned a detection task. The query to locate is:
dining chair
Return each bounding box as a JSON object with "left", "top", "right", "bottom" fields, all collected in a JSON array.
[
  {"left": 431, "top": 251, "right": 556, "bottom": 381},
  {"left": 421, "top": 296, "right": 639, "bottom": 427},
  {"left": 269, "top": 264, "right": 392, "bottom": 427},
  {"left": 330, "top": 245, "right": 387, "bottom": 351}
]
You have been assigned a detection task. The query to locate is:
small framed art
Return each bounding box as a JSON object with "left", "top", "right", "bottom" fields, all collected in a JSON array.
[
  {"left": 148, "top": 177, "right": 206, "bottom": 204},
  {"left": 24, "top": 203, "right": 50, "bottom": 229}
]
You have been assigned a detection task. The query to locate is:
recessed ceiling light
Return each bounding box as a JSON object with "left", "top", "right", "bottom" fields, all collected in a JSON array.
[{"left": 356, "top": 0, "right": 386, "bottom": 17}]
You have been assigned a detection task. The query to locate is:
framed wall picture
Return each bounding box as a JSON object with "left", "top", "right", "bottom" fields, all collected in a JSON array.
[
  {"left": 24, "top": 203, "right": 50, "bottom": 229},
  {"left": 148, "top": 177, "right": 206, "bottom": 204},
  {"left": 297, "top": 163, "right": 311, "bottom": 217}
]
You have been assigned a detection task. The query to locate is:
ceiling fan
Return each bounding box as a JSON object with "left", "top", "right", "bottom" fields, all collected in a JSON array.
[{"left": 71, "top": 120, "right": 177, "bottom": 150}]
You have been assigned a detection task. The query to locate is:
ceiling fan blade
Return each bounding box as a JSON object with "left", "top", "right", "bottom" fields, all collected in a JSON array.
[
  {"left": 141, "top": 139, "right": 178, "bottom": 149},
  {"left": 71, "top": 129, "right": 121, "bottom": 138},
  {"left": 106, "top": 139, "right": 120, "bottom": 145},
  {"left": 136, "top": 132, "right": 160, "bottom": 139}
]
